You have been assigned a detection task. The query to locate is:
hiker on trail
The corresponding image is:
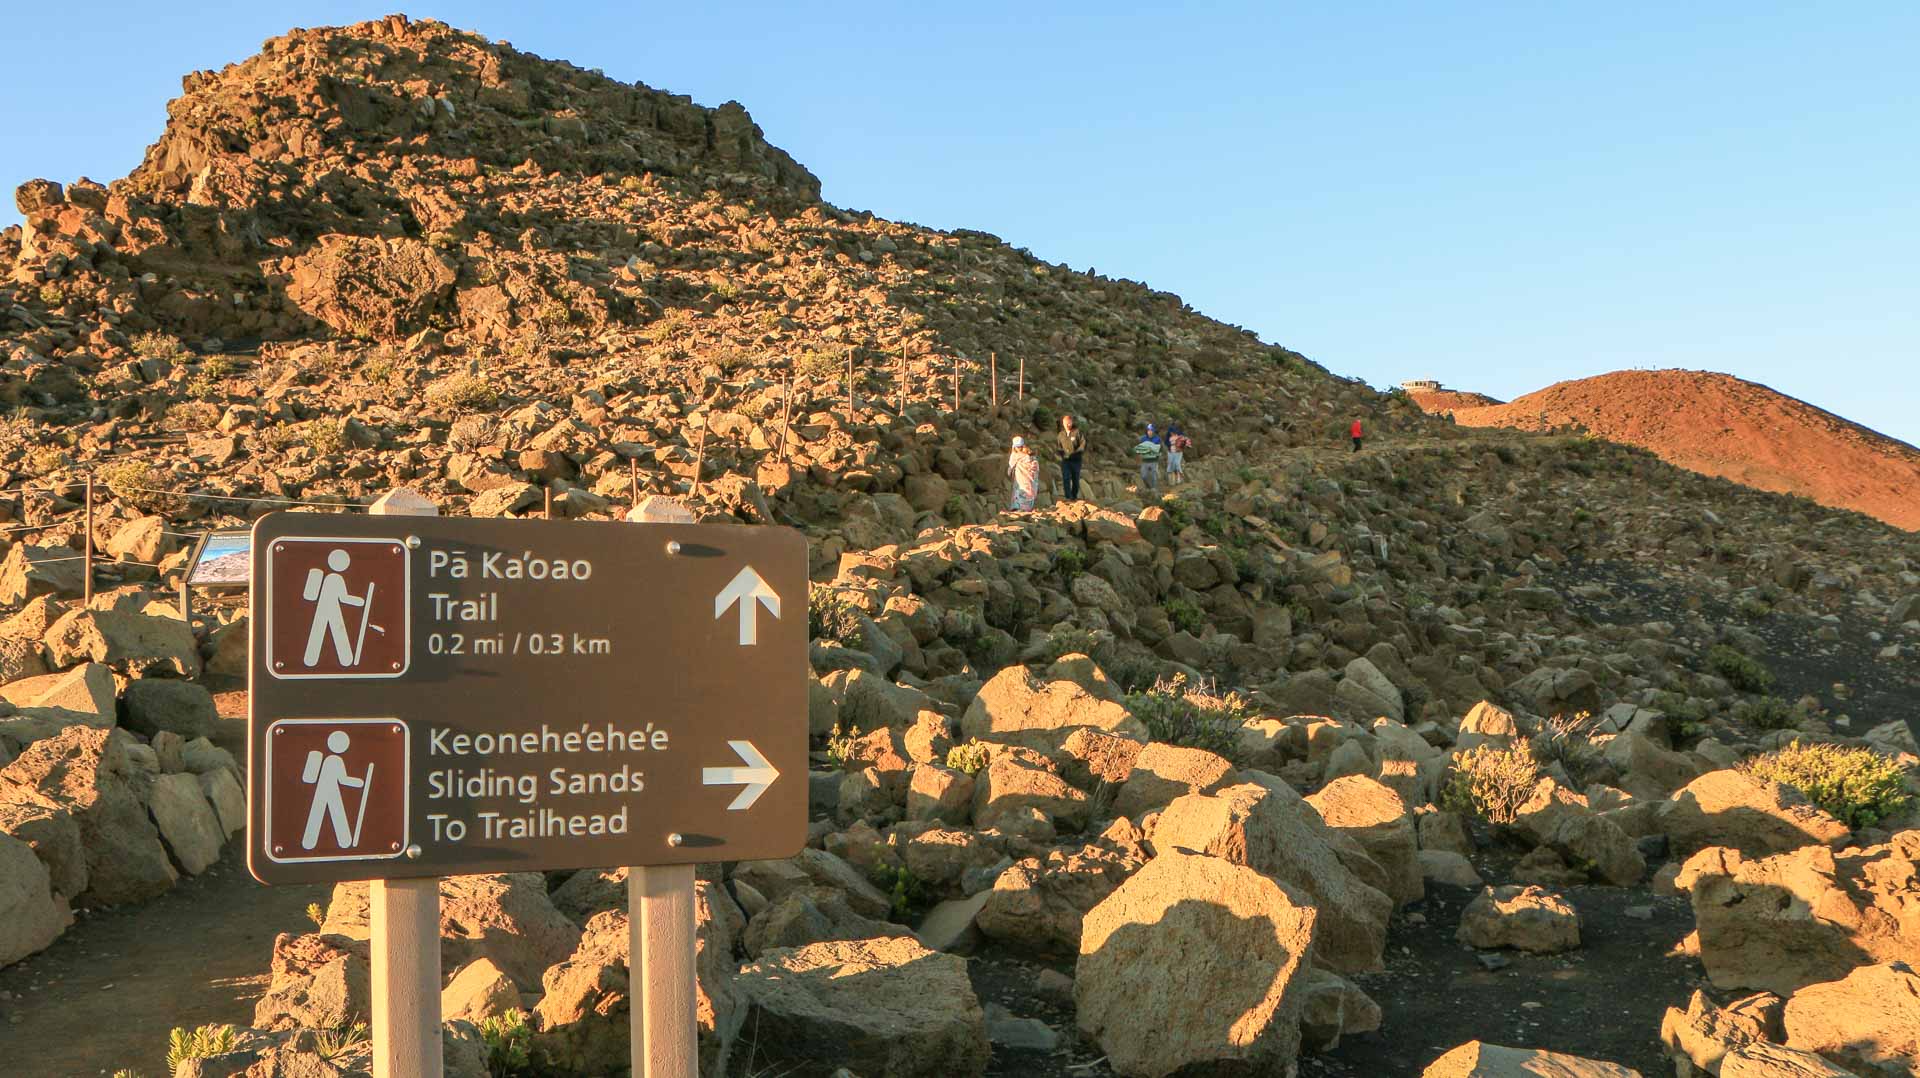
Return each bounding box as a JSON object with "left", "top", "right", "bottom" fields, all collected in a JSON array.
[
  {"left": 1350, "top": 418, "right": 1365, "bottom": 453},
  {"left": 1133, "top": 425, "right": 1163, "bottom": 493},
  {"left": 1057, "top": 415, "right": 1086, "bottom": 501},
  {"left": 1007, "top": 436, "right": 1040, "bottom": 511},
  {"left": 1167, "top": 423, "right": 1191, "bottom": 485}
]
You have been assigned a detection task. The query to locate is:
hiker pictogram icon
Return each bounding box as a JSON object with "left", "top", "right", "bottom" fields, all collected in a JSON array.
[
  {"left": 265, "top": 719, "right": 409, "bottom": 863},
  {"left": 265, "top": 536, "right": 409, "bottom": 679}
]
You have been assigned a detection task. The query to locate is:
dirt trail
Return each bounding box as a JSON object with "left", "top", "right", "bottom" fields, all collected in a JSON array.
[
  {"left": 0, "top": 696, "right": 328, "bottom": 1077},
  {"left": 0, "top": 852, "right": 327, "bottom": 1077}
]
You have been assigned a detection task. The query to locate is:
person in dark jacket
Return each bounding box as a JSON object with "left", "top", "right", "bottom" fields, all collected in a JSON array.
[{"left": 1057, "top": 415, "right": 1087, "bottom": 501}]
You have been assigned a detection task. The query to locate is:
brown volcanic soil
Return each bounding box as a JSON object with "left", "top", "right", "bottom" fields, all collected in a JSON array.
[
  {"left": 1409, "top": 388, "right": 1503, "bottom": 411},
  {"left": 1442, "top": 369, "right": 1920, "bottom": 531}
]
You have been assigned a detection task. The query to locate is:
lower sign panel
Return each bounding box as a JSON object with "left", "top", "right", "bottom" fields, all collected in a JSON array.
[{"left": 246, "top": 515, "right": 809, "bottom": 885}]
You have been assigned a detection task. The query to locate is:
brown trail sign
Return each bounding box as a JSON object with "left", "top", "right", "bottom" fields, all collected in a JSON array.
[{"left": 246, "top": 513, "right": 809, "bottom": 887}]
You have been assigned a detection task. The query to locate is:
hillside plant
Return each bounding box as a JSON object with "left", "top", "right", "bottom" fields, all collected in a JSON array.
[
  {"left": 807, "top": 588, "right": 866, "bottom": 650},
  {"left": 1123, "top": 673, "right": 1248, "bottom": 757},
  {"left": 1442, "top": 743, "right": 1543, "bottom": 824},
  {"left": 1734, "top": 695, "right": 1798, "bottom": 731},
  {"left": 867, "top": 863, "right": 934, "bottom": 921},
  {"left": 1042, "top": 624, "right": 1111, "bottom": 664},
  {"left": 823, "top": 724, "right": 860, "bottom": 769},
  {"left": 1742, "top": 742, "right": 1912, "bottom": 828},
  {"left": 313, "top": 1022, "right": 368, "bottom": 1062},
  {"left": 1164, "top": 598, "right": 1206, "bottom": 637},
  {"left": 476, "top": 1010, "right": 535, "bottom": 1077},
  {"left": 132, "top": 331, "right": 186, "bottom": 361},
  {"left": 1708, "top": 644, "right": 1775, "bottom": 694},
  {"left": 945, "top": 739, "right": 991, "bottom": 775},
  {"left": 425, "top": 372, "right": 499, "bottom": 412},
  {"left": 166, "top": 1025, "right": 238, "bottom": 1071}
]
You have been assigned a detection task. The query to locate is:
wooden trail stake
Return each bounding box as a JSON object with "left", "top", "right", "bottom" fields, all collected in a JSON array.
[
  {"left": 845, "top": 347, "right": 854, "bottom": 420},
  {"left": 629, "top": 457, "right": 639, "bottom": 504},
  {"left": 81, "top": 475, "right": 94, "bottom": 605},
  {"left": 691, "top": 424, "right": 709, "bottom": 501},
  {"left": 898, "top": 352, "right": 906, "bottom": 415},
  {"left": 952, "top": 354, "right": 961, "bottom": 411},
  {"left": 544, "top": 486, "right": 553, "bottom": 520},
  {"left": 1019, "top": 354, "right": 1026, "bottom": 401},
  {"left": 990, "top": 351, "right": 998, "bottom": 410},
  {"left": 778, "top": 369, "right": 795, "bottom": 462}
]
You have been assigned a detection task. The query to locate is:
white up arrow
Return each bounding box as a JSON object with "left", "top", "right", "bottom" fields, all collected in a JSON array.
[
  {"left": 702, "top": 740, "right": 780, "bottom": 810},
  {"left": 714, "top": 565, "right": 780, "bottom": 646}
]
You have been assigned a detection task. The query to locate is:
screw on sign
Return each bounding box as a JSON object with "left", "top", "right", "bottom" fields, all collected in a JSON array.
[
  {"left": 264, "top": 718, "right": 410, "bottom": 863},
  {"left": 264, "top": 536, "right": 410, "bottom": 678}
]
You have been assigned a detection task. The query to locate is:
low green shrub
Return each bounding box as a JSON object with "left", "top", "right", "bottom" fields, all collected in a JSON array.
[
  {"left": 1734, "top": 696, "right": 1798, "bottom": 731},
  {"left": 1743, "top": 742, "right": 1912, "bottom": 828},
  {"left": 807, "top": 588, "right": 867, "bottom": 649},
  {"left": 1708, "top": 644, "right": 1774, "bottom": 694},
  {"left": 824, "top": 724, "right": 860, "bottom": 769},
  {"left": 476, "top": 1010, "right": 534, "bottom": 1077},
  {"left": 945, "top": 740, "right": 991, "bottom": 775},
  {"left": 166, "top": 1025, "right": 238, "bottom": 1070},
  {"left": 1442, "top": 744, "right": 1543, "bottom": 824},
  {"left": 425, "top": 372, "right": 500, "bottom": 412},
  {"left": 868, "top": 863, "right": 934, "bottom": 921},
  {"left": 1163, "top": 598, "right": 1206, "bottom": 636},
  {"left": 1123, "top": 674, "right": 1248, "bottom": 756}
]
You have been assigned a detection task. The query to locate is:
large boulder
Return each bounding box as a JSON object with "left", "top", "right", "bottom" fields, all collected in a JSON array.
[
  {"left": 1334, "top": 657, "right": 1404, "bottom": 723},
  {"left": 1515, "top": 780, "right": 1647, "bottom": 887},
  {"left": 976, "top": 844, "right": 1137, "bottom": 954},
  {"left": 1656, "top": 770, "right": 1850, "bottom": 858},
  {"left": 1720, "top": 1043, "right": 1860, "bottom": 1077},
  {"left": 1456, "top": 885, "right": 1581, "bottom": 954},
  {"left": 1658, "top": 989, "right": 1783, "bottom": 1077},
  {"left": 0, "top": 662, "right": 116, "bottom": 725},
  {"left": 147, "top": 771, "right": 225, "bottom": 875},
  {"left": 0, "top": 791, "right": 86, "bottom": 898},
  {"left": 1678, "top": 833, "right": 1920, "bottom": 995},
  {"left": 42, "top": 609, "right": 201, "bottom": 679},
  {"left": 281, "top": 233, "right": 458, "bottom": 338},
  {"left": 960, "top": 662, "right": 1145, "bottom": 750},
  {"left": 323, "top": 873, "right": 581, "bottom": 989},
  {"left": 1110, "top": 742, "right": 1234, "bottom": 822},
  {"left": 1075, "top": 850, "right": 1318, "bottom": 1077},
  {"left": 0, "top": 831, "right": 70, "bottom": 966},
  {"left": 121, "top": 679, "right": 219, "bottom": 740},
  {"left": 1152, "top": 781, "right": 1392, "bottom": 973},
  {"left": 733, "top": 848, "right": 892, "bottom": 921},
  {"left": 536, "top": 879, "right": 744, "bottom": 1076},
  {"left": 0, "top": 726, "right": 174, "bottom": 905},
  {"left": 253, "top": 932, "right": 371, "bottom": 1031},
  {"left": 1780, "top": 963, "right": 1920, "bottom": 1076},
  {"left": 1423, "top": 1041, "right": 1644, "bottom": 1077},
  {"left": 0, "top": 544, "right": 84, "bottom": 606},
  {"left": 1306, "top": 775, "right": 1423, "bottom": 906},
  {"left": 735, "top": 936, "right": 988, "bottom": 1078},
  {"left": 972, "top": 748, "right": 1088, "bottom": 831}
]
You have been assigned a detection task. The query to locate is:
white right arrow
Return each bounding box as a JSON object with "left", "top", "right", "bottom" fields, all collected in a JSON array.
[
  {"left": 714, "top": 565, "right": 780, "bottom": 646},
  {"left": 702, "top": 739, "right": 780, "bottom": 810}
]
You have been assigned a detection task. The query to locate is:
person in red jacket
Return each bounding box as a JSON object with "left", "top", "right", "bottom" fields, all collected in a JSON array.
[{"left": 1350, "top": 418, "right": 1364, "bottom": 453}]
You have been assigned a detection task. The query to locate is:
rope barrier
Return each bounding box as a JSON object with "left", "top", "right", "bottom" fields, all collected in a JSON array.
[{"left": 108, "top": 483, "right": 367, "bottom": 509}]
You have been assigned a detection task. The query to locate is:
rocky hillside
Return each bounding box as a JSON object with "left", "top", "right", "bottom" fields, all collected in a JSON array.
[
  {"left": 0, "top": 15, "right": 1917, "bottom": 1078},
  {"left": 1406, "top": 387, "right": 1501, "bottom": 412},
  {"left": 1421, "top": 370, "right": 1920, "bottom": 532}
]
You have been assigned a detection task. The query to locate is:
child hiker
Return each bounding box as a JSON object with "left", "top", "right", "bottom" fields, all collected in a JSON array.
[{"left": 1007, "top": 436, "right": 1040, "bottom": 511}]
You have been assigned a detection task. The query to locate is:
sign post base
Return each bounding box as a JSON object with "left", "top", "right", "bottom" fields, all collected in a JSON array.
[
  {"left": 630, "top": 864, "right": 697, "bottom": 1077},
  {"left": 371, "top": 877, "right": 443, "bottom": 1078}
]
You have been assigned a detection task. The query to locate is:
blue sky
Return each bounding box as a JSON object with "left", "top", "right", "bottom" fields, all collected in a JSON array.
[{"left": 4, "top": 3, "right": 1915, "bottom": 443}]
